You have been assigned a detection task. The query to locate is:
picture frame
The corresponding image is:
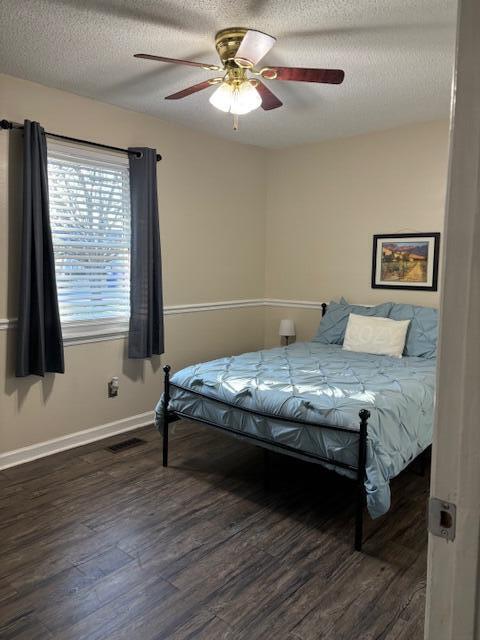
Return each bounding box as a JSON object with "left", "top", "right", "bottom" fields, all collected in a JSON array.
[{"left": 371, "top": 233, "right": 441, "bottom": 291}]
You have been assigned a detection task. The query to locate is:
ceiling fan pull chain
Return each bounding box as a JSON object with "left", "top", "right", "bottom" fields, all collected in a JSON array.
[{"left": 233, "top": 114, "right": 239, "bottom": 131}]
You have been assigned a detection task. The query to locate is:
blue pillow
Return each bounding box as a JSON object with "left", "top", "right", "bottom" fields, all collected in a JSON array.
[
  {"left": 388, "top": 303, "right": 438, "bottom": 358},
  {"left": 313, "top": 299, "right": 393, "bottom": 345}
]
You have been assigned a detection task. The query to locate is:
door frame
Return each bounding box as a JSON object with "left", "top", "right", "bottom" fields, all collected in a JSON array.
[{"left": 425, "top": 0, "right": 480, "bottom": 637}]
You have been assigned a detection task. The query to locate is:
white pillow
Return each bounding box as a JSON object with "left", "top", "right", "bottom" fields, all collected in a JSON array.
[{"left": 343, "top": 313, "right": 410, "bottom": 358}]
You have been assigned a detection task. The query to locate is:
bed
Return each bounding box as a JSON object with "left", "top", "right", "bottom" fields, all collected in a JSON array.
[{"left": 156, "top": 300, "right": 437, "bottom": 551}]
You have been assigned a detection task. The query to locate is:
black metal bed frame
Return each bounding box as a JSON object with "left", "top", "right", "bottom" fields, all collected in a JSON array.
[{"left": 160, "top": 303, "right": 375, "bottom": 551}]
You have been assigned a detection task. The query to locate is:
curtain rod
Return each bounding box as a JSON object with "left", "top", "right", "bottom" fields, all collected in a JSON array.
[{"left": 0, "top": 119, "right": 162, "bottom": 162}]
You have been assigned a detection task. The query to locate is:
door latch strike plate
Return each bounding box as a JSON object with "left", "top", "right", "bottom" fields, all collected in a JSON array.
[{"left": 428, "top": 497, "right": 456, "bottom": 541}]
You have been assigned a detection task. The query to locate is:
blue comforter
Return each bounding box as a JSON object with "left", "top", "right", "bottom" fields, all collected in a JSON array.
[{"left": 155, "top": 342, "right": 435, "bottom": 518}]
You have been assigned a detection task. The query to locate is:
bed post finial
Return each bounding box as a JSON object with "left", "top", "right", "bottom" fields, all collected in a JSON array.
[
  {"left": 355, "top": 408, "right": 370, "bottom": 552},
  {"left": 359, "top": 409, "right": 370, "bottom": 424},
  {"left": 321, "top": 302, "right": 327, "bottom": 317},
  {"left": 162, "top": 365, "right": 171, "bottom": 467}
]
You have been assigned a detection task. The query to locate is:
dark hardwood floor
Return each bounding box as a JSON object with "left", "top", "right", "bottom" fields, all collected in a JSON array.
[{"left": 0, "top": 421, "right": 429, "bottom": 639}]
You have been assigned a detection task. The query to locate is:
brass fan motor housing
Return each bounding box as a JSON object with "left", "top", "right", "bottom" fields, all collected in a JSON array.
[{"left": 215, "top": 28, "right": 248, "bottom": 67}]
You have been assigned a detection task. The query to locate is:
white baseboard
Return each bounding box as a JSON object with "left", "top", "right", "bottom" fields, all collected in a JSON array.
[{"left": 0, "top": 411, "right": 154, "bottom": 470}]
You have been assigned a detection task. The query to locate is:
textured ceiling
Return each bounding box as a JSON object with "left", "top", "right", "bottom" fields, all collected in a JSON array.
[{"left": 0, "top": 0, "right": 457, "bottom": 148}]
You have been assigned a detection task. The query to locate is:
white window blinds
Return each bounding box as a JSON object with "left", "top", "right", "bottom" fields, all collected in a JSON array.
[{"left": 47, "top": 141, "right": 131, "bottom": 325}]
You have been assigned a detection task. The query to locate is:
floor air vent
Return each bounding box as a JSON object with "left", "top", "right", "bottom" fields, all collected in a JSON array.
[{"left": 107, "top": 437, "right": 146, "bottom": 453}]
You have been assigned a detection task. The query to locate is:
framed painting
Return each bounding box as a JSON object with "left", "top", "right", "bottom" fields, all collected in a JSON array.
[{"left": 372, "top": 233, "right": 440, "bottom": 291}]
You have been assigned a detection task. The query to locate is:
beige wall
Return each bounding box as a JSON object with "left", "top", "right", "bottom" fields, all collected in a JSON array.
[
  {"left": 0, "top": 73, "right": 266, "bottom": 455},
  {"left": 0, "top": 309, "right": 264, "bottom": 453},
  {"left": 264, "top": 121, "right": 449, "bottom": 347},
  {"left": 0, "top": 73, "right": 450, "bottom": 458}
]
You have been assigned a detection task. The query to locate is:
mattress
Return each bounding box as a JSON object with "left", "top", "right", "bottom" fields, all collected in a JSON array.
[{"left": 155, "top": 342, "right": 436, "bottom": 518}]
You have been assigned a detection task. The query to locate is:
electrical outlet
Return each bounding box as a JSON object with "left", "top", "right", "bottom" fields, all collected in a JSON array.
[{"left": 108, "top": 377, "right": 119, "bottom": 398}]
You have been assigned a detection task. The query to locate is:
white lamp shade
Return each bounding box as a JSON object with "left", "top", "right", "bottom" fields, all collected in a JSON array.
[
  {"left": 209, "top": 81, "right": 262, "bottom": 115},
  {"left": 209, "top": 83, "right": 233, "bottom": 112},
  {"left": 230, "top": 82, "right": 262, "bottom": 115},
  {"left": 279, "top": 319, "right": 296, "bottom": 337}
]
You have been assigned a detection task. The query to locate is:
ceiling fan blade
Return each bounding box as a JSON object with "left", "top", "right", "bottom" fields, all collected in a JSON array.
[
  {"left": 134, "top": 53, "right": 221, "bottom": 71},
  {"left": 235, "top": 29, "right": 276, "bottom": 65},
  {"left": 269, "top": 67, "right": 345, "bottom": 84},
  {"left": 165, "top": 80, "right": 214, "bottom": 100},
  {"left": 256, "top": 81, "right": 283, "bottom": 110}
]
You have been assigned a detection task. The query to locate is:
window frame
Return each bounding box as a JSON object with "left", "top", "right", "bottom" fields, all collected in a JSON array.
[{"left": 46, "top": 139, "right": 132, "bottom": 344}]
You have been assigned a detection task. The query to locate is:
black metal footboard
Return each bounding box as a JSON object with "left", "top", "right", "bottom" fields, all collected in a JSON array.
[{"left": 161, "top": 364, "right": 370, "bottom": 552}]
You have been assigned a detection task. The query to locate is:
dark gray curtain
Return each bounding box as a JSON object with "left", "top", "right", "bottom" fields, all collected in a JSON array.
[
  {"left": 128, "top": 147, "right": 164, "bottom": 358},
  {"left": 16, "top": 120, "right": 64, "bottom": 377}
]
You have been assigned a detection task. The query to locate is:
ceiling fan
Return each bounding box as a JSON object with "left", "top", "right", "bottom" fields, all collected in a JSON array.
[{"left": 134, "top": 27, "right": 345, "bottom": 129}]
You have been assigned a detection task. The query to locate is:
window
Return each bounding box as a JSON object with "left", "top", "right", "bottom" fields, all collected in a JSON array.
[{"left": 47, "top": 141, "right": 131, "bottom": 340}]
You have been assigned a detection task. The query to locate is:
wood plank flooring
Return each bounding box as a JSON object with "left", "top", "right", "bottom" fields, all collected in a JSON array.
[{"left": 0, "top": 421, "right": 429, "bottom": 639}]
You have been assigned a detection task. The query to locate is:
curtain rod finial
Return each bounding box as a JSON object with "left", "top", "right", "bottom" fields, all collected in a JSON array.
[
  {"left": 133, "top": 151, "right": 161, "bottom": 162},
  {"left": 0, "top": 119, "right": 13, "bottom": 130}
]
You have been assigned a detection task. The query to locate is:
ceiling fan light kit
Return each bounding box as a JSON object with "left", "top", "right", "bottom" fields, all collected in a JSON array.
[
  {"left": 209, "top": 80, "right": 262, "bottom": 115},
  {"left": 134, "top": 27, "right": 344, "bottom": 130}
]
